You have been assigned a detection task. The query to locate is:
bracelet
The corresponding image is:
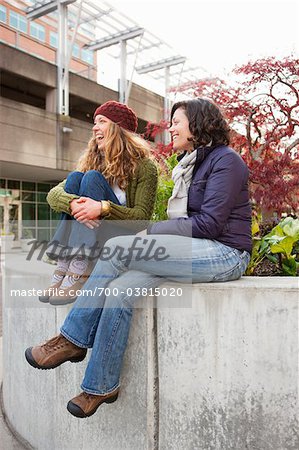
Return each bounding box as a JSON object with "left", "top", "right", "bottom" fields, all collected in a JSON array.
[{"left": 101, "top": 200, "right": 111, "bottom": 217}]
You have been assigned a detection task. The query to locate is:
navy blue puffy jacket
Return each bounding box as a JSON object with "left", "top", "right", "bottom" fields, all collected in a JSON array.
[{"left": 148, "top": 145, "right": 252, "bottom": 254}]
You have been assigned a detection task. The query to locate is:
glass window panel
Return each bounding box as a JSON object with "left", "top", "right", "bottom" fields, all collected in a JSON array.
[
  {"left": 30, "top": 23, "right": 37, "bottom": 39},
  {"left": 81, "top": 48, "right": 93, "bottom": 64},
  {"left": 38, "top": 204, "right": 50, "bottom": 221},
  {"left": 9, "top": 11, "right": 18, "bottom": 28},
  {"left": 0, "top": 179, "right": 6, "bottom": 189},
  {"left": 30, "top": 22, "right": 45, "bottom": 42},
  {"left": 22, "top": 181, "right": 35, "bottom": 191},
  {"left": 37, "top": 192, "right": 47, "bottom": 202},
  {"left": 22, "top": 203, "right": 35, "bottom": 221},
  {"left": 22, "top": 191, "right": 36, "bottom": 202},
  {"left": 9, "top": 11, "right": 27, "bottom": 33},
  {"left": 37, "top": 183, "right": 50, "bottom": 192},
  {"left": 0, "top": 5, "right": 6, "bottom": 23},
  {"left": 21, "top": 228, "right": 35, "bottom": 239},
  {"left": 19, "top": 15, "right": 27, "bottom": 33},
  {"left": 38, "top": 228, "right": 51, "bottom": 241},
  {"left": 72, "top": 43, "right": 80, "bottom": 58},
  {"left": 51, "top": 210, "right": 61, "bottom": 221},
  {"left": 50, "top": 31, "right": 58, "bottom": 48},
  {"left": 7, "top": 180, "right": 20, "bottom": 189}
]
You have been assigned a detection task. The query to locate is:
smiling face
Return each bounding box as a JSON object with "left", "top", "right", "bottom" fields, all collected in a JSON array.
[
  {"left": 92, "top": 114, "right": 113, "bottom": 150},
  {"left": 169, "top": 107, "right": 194, "bottom": 152}
]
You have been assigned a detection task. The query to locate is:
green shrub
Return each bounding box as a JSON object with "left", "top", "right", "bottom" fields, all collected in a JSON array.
[
  {"left": 152, "top": 154, "right": 177, "bottom": 221},
  {"left": 246, "top": 216, "right": 299, "bottom": 276}
]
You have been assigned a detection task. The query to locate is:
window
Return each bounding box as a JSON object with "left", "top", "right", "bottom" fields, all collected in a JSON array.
[
  {"left": 49, "top": 31, "right": 58, "bottom": 48},
  {"left": 72, "top": 42, "right": 80, "bottom": 58},
  {"left": 0, "top": 5, "right": 6, "bottom": 23},
  {"left": 1, "top": 179, "right": 59, "bottom": 241},
  {"left": 30, "top": 21, "right": 45, "bottom": 42},
  {"left": 81, "top": 48, "right": 93, "bottom": 64},
  {"left": 9, "top": 11, "right": 27, "bottom": 33}
]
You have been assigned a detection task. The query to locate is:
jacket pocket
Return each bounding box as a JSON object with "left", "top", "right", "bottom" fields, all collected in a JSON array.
[{"left": 190, "top": 179, "right": 207, "bottom": 191}]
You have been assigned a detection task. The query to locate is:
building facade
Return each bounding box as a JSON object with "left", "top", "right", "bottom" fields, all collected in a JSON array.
[{"left": 0, "top": 1, "right": 164, "bottom": 245}]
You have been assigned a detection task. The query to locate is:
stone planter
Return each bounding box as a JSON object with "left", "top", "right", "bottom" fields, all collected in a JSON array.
[
  {"left": 1, "top": 252, "right": 298, "bottom": 450},
  {"left": 0, "top": 235, "right": 15, "bottom": 253}
]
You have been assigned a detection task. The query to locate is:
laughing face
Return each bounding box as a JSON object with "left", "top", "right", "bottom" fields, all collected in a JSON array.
[
  {"left": 93, "top": 114, "right": 113, "bottom": 149},
  {"left": 169, "top": 107, "right": 194, "bottom": 152}
]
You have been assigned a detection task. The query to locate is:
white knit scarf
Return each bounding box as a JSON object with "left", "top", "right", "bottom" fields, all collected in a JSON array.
[{"left": 167, "top": 149, "right": 197, "bottom": 219}]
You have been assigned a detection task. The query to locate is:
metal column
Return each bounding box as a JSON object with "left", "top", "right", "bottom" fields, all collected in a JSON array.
[
  {"left": 119, "top": 40, "right": 127, "bottom": 104},
  {"left": 26, "top": 0, "right": 76, "bottom": 116},
  {"left": 57, "top": 0, "right": 69, "bottom": 115},
  {"left": 164, "top": 66, "right": 170, "bottom": 144}
]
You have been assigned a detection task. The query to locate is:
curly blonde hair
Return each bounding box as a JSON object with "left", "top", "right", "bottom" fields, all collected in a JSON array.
[{"left": 76, "top": 123, "right": 152, "bottom": 190}]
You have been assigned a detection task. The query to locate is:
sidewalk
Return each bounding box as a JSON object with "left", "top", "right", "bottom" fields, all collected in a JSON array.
[{"left": 0, "top": 250, "right": 30, "bottom": 450}]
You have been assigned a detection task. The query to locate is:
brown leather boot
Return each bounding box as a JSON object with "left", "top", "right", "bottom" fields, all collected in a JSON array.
[
  {"left": 25, "top": 334, "right": 87, "bottom": 370},
  {"left": 67, "top": 389, "right": 119, "bottom": 418},
  {"left": 49, "top": 270, "right": 90, "bottom": 306}
]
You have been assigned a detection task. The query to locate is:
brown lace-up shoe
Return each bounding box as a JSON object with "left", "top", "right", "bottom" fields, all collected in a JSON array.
[
  {"left": 49, "top": 271, "right": 90, "bottom": 306},
  {"left": 38, "top": 270, "right": 66, "bottom": 303},
  {"left": 67, "top": 389, "right": 119, "bottom": 418},
  {"left": 25, "top": 334, "right": 87, "bottom": 370}
]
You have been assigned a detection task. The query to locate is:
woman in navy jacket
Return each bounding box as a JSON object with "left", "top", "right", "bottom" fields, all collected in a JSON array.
[
  {"left": 149, "top": 99, "right": 252, "bottom": 254},
  {"left": 25, "top": 98, "right": 252, "bottom": 418}
]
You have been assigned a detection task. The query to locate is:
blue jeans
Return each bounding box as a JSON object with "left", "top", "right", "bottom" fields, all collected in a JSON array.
[
  {"left": 60, "top": 234, "right": 250, "bottom": 395},
  {"left": 48, "top": 170, "right": 120, "bottom": 258}
]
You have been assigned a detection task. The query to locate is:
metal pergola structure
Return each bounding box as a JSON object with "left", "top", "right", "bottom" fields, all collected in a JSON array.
[{"left": 25, "top": 0, "right": 208, "bottom": 117}]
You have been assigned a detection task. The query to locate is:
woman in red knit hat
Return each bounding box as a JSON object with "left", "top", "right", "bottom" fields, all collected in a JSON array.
[{"left": 39, "top": 100, "right": 158, "bottom": 305}]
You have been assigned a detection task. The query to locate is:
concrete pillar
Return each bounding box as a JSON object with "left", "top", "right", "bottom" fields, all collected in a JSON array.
[{"left": 45, "top": 88, "right": 57, "bottom": 113}]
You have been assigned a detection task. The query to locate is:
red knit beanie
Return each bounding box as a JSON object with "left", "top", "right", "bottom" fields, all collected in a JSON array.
[{"left": 93, "top": 101, "right": 138, "bottom": 132}]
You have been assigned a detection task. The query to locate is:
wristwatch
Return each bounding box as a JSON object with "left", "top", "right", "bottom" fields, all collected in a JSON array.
[{"left": 101, "top": 200, "right": 111, "bottom": 217}]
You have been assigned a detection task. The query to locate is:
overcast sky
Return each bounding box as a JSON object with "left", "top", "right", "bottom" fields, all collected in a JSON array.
[{"left": 108, "top": 0, "right": 298, "bottom": 77}]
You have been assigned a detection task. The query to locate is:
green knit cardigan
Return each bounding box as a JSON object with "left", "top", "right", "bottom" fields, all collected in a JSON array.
[{"left": 46, "top": 158, "right": 158, "bottom": 220}]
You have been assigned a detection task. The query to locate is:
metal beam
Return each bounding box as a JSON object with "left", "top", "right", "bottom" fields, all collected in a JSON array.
[
  {"left": 26, "top": 0, "right": 76, "bottom": 20},
  {"left": 86, "top": 27, "right": 144, "bottom": 51},
  {"left": 136, "top": 56, "right": 186, "bottom": 74}
]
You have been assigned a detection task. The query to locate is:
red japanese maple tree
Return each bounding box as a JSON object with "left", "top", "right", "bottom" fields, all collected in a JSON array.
[
  {"left": 150, "top": 56, "right": 299, "bottom": 217},
  {"left": 176, "top": 56, "right": 299, "bottom": 216}
]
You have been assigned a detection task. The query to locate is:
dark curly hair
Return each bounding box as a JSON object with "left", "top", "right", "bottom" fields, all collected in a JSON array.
[{"left": 170, "top": 98, "right": 230, "bottom": 148}]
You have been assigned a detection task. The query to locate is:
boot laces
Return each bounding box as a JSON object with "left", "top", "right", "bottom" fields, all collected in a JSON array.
[
  {"left": 42, "top": 335, "right": 67, "bottom": 353},
  {"left": 81, "top": 392, "right": 94, "bottom": 401}
]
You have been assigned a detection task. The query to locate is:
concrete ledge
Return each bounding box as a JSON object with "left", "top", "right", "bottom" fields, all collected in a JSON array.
[{"left": 1, "top": 251, "right": 298, "bottom": 449}]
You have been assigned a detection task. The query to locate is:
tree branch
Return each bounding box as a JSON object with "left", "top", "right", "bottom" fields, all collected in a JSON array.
[{"left": 285, "top": 137, "right": 299, "bottom": 152}]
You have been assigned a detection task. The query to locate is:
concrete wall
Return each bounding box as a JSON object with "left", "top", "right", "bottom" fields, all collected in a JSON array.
[
  {"left": 1, "top": 250, "right": 298, "bottom": 450},
  {"left": 0, "top": 96, "right": 91, "bottom": 173},
  {"left": 0, "top": 43, "right": 57, "bottom": 88},
  {"left": 1, "top": 97, "right": 57, "bottom": 169}
]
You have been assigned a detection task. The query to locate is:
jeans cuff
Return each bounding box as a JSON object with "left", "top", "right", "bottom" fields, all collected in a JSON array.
[
  {"left": 60, "top": 328, "right": 91, "bottom": 349},
  {"left": 80, "top": 382, "right": 120, "bottom": 396}
]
